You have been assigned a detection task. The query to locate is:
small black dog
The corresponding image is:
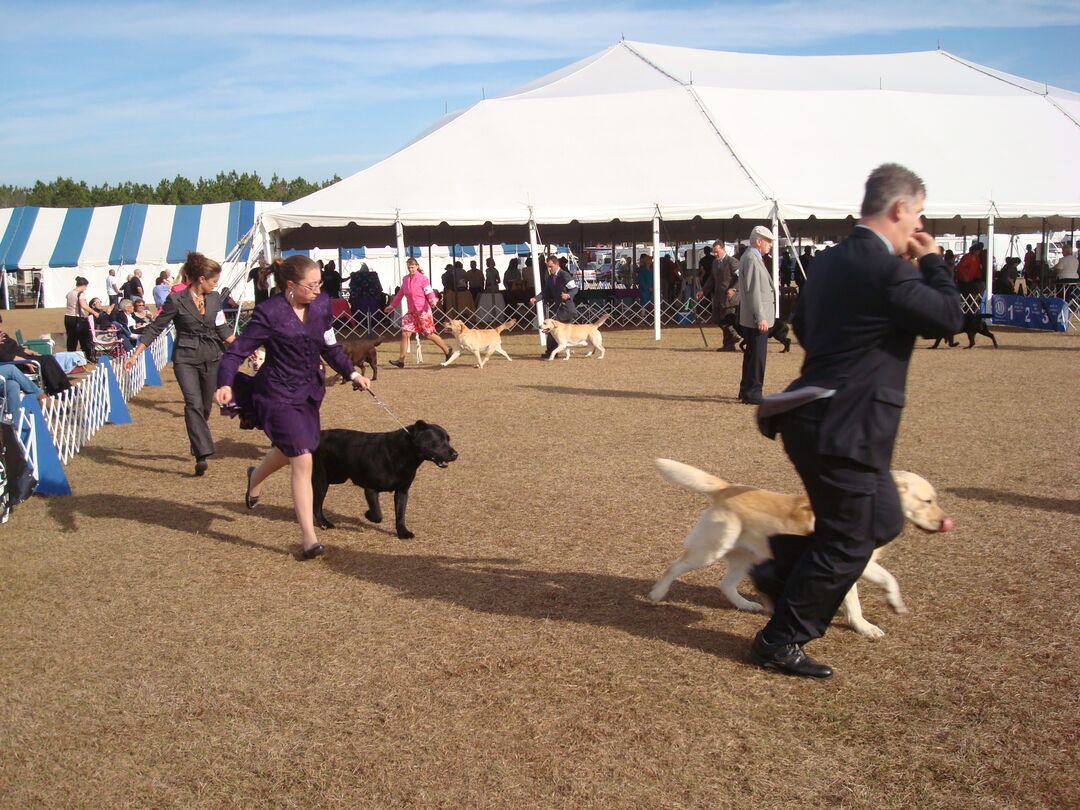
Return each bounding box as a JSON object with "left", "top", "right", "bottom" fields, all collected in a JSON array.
[
  {"left": 312, "top": 421, "right": 457, "bottom": 538},
  {"left": 931, "top": 313, "right": 998, "bottom": 349}
]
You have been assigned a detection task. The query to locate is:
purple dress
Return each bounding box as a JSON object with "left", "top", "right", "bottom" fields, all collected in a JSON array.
[{"left": 217, "top": 293, "right": 355, "bottom": 457}]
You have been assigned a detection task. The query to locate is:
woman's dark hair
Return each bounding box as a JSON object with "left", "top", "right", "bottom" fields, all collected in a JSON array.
[
  {"left": 270, "top": 255, "right": 317, "bottom": 291},
  {"left": 156, "top": 271, "right": 169, "bottom": 284},
  {"left": 75, "top": 276, "right": 89, "bottom": 287},
  {"left": 181, "top": 252, "right": 222, "bottom": 284}
]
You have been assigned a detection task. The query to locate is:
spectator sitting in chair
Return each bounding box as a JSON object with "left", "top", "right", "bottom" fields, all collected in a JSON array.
[
  {"left": 0, "top": 363, "right": 46, "bottom": 420},
  {"left": 88, "top": 297, "right": 111, "bottom": 323},
  {"left": 110, "top": 299, "right": 140, "bottom": 351},
  {"left": 0, "top": 314, "right": 72, "bottom": 395},
  {"left": 131, "top": 298, "right": 152, "bottom": 331}
]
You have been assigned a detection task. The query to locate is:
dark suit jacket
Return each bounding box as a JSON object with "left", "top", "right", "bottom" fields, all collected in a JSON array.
[
  {"left": 785, "top": 227, "right": 963, "bottom": 469},
  {"left": 139, "top": 290, "right": 232, "bottom": 364},
  {"left": 539, "top": 269, "right": 579, "bottom": 321},
  {"left": 701, "top": 254, "right": 738, "bottom": 308},
  {"left": 217, "top": 293, "right": 355, "bottom": 405}
]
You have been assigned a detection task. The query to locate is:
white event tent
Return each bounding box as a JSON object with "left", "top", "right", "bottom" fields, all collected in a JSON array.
[{"left": 256, "top": 42, "right": 1080, "bottom": 335}]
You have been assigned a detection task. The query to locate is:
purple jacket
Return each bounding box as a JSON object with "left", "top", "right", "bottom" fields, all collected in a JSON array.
[{"left": 217, "top": 293, "right": 354, "bottom": 404}]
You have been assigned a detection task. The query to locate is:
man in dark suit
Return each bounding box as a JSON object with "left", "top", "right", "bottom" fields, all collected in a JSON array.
[
  {"left": 698, "top": 241, "right": 740, "bottom": 350},
  {"left": 751, "top": 163, "right": 963, "bottom": 678},
  {"left": 530, "top": 254, "right": 579, "bottom": 358}
]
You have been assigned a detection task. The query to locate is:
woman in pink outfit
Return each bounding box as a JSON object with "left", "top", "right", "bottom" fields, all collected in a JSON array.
[{"left": 384, "top": 257, "right": 452, "bottom": 367}]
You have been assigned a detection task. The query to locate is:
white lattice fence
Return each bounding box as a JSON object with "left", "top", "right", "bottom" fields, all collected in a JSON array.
[
  {"left": 230, "top": 285, "right": 1078, "bottom": 342},
  {"left": 233, "top": 297, "right": 724, "bottom": 342},
  {"left": 41, "top": 360, "right": 110, "bottom": 464},
  {"left": 34, "top": 327, "right": 172, "bottom": 468}
]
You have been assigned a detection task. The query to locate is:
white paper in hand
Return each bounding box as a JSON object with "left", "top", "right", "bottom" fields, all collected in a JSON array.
[
  {"left": 323, "top": 328, "right": 337, "bottom": 345},
  {"left": 214, "top": 310, "right": 226, "bottom": 326}
]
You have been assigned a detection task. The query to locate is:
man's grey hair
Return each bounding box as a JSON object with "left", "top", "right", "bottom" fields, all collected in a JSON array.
[
  {"left": 860, "top": 163, "right": 926, "bottom": 218},
  {"left": 119, "top": 298, "right": 133, "bottom": 309}
]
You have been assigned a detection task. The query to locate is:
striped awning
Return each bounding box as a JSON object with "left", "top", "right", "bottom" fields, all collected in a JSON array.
[{"left": 0, "top": 201, "right": 283, "bottom": 271}]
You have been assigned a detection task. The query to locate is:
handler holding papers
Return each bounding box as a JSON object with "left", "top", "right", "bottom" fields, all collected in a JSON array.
[{"left": 752, "top": 164, "right": 963, "bottom": 678}]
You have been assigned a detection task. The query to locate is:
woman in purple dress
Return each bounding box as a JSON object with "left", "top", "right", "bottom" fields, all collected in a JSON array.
[{"left": 215, "top": 255, "right": 371, "bottom": 559}]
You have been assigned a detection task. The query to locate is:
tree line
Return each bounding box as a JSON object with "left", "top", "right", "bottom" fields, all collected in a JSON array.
[{"left": 0, "top": 171, "right": 342, "bottom": 209}]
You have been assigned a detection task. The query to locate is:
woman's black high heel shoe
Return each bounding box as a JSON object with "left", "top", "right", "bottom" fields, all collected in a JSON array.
[
  {"left": 245, "top": 466, "right": 259, "bottom": 509},
  {"left": 300, "top": 543, "right": 325, "bottom": 560}
]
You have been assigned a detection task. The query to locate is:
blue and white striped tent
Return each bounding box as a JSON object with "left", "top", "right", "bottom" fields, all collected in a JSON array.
[{"left": 0, "top": 201, "right": 282, "bottom": 307}]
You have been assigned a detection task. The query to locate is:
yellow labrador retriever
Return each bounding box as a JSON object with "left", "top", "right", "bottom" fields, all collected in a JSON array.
[
  {"left": 441, "top": 318, "right": 517, "bottom": 368},
  {"left": 647, "top": 459, "right": 954, "bottom": 638},
  {"left": 541, "top": 313, "right": 609, "bottom": 360}
]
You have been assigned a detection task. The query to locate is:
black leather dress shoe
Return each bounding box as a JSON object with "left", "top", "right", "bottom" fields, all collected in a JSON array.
[
  {"left": 750, "top": 632, "right": 833, "bottom": 679},
  {"left": 194, "top": 458, "right": 209, "bottom": 476},
  {"left": 749, "top": 561, "right": 784, "bottom": 607}
]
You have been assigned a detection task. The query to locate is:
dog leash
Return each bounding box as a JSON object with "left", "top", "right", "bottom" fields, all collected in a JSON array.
[{"left": 361, "top": 385, "right": 411, "bottom": 434}]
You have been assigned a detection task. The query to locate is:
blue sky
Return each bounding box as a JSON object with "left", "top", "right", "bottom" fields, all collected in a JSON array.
[{"left": 3, "top": 0, "right": 1079, "bottom": 187}]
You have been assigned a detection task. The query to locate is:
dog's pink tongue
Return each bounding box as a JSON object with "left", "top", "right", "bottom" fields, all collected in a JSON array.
[{"left": 939, "top": 517, "right": 954, "bottom": 532}]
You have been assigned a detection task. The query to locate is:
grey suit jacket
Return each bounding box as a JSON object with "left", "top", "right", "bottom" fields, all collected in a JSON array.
[
  {"left": 139, "top": 290, "right": 232, "bottom": 364},
  {"left": 737, "top": 249, "right": 775, "bottom": 328}
]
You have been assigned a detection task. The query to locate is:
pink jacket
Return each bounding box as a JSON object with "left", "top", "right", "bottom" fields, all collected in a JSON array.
[{"left": 388, "top": 271, "right": 438, "bottom": 314}]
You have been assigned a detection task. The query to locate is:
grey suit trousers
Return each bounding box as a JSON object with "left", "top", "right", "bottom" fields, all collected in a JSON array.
[{"left": 173, "top": 359, "right": 219, "bottom": 459}]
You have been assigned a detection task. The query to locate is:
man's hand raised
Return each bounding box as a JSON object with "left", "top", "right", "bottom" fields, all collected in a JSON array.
[{"left": 907, "top": 231, "right": 939, "bottom": 260}]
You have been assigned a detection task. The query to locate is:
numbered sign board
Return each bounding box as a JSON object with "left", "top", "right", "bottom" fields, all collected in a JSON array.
[{"left": 991, "top": 295, "right": 1069, "bottom": 332}]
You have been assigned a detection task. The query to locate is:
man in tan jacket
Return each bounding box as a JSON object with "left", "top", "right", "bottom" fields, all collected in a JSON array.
[{"left": 736, "top": 225, "right": 775, "bottom": 404}]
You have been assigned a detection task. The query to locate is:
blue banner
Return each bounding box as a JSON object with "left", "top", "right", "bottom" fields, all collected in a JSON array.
[{"left": 991, "top": 295, "right": 1069, "bottom": 332}]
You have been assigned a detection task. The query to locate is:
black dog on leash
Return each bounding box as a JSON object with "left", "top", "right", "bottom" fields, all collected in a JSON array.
[
  {"left": 312, "top": 422, "right": 457, "bottom": 538},
  {"left": 736, "top": 319, "right": 792, "bottom": 353},
  {"left": 931, "top": 312, "right": 998, "bottom": 349}
]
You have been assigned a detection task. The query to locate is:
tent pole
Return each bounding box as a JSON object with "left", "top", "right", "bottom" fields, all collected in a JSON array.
[
  {"left": 394, "top": 217, "right": 406, "bottom": 291},
  {"left": 771, "top": 205, "right": 780, "bottom": 319},
  {"left": 1041, "top": 217, "right": 1048, "bottom": 288},
  {"left": 652, "top": 212, "right": 661, "bottom": 341},
  {"left": 985, "top": 213, "right": 995, "bottom": 314},
  {"left": 529, "top": 219, "right": 545, "bottom": 346}
]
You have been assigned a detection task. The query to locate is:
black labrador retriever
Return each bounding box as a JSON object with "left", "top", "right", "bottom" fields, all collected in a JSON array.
[
  {"left": 930, "top": 312, "right": 998, "bottom": 349},
  {"left": 311, "top": 421, "right": 457, "bottom": 539}
]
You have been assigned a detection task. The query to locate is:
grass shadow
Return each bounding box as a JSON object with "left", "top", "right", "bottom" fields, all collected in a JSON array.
[
  {"left": 207, "top": 499, "right": 398, "bottom": 537},
  {"left": 41, "top": 493, "right": 290, "bottom": 557},
  {"left": 317, "top": 550, "right": 749, "bottom": 664},
  {"left": 127, "top": 398, "right": 184, "bottom": 418},
  {"left": 518, "top": 384, "right": 738, "bottom": 404},
  {"left": 77, "top": 445, "right": 186, "bottom": 475},
  {"left": 946, "top": 486, "right": 1080, "bottom": 516}
]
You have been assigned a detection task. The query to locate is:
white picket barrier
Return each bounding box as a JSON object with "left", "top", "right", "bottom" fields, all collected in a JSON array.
[
  {"left": 14, "top": 394, "right": 37, "bottom": 473},
  {"left": 36, "top": 328, "right": 172, "bottom": 468}
]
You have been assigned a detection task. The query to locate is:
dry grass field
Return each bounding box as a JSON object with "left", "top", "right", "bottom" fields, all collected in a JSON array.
[{"left": 2, "top": 307, "right": 1078, "bottom": 809}]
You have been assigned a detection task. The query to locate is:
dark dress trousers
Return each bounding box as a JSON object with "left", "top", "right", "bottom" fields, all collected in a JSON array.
[
  {"left": 538, "top": 269, "right": 580, "bottom": 356},
  {"left": 218, "top": 294, "right": 355, "bottom": 457},
  {"left": 139, "top": 290, "right": 233, "bottom": 460},
  {"left": 760, "top": 227, "right": 963, "bottom": 646}
]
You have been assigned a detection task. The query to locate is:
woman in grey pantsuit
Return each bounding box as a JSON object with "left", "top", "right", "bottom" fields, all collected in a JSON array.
[{"left": 126, "top": 252, "right": 235, "bottom": 476}]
